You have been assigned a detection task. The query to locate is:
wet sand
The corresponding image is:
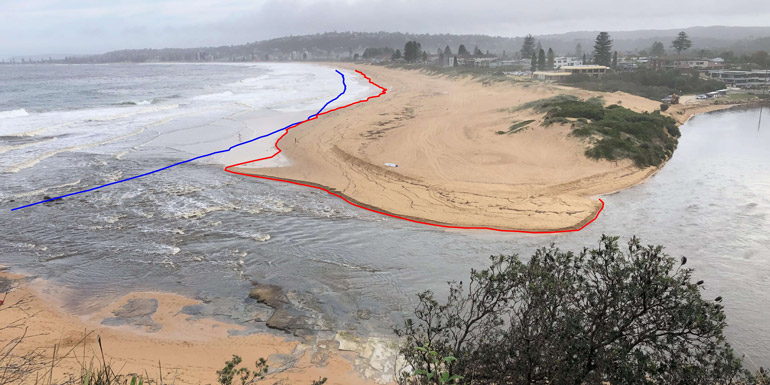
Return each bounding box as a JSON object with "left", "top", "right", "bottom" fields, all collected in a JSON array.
[{"left": 0, "top": 270, "right": 384, "bottom": 385}]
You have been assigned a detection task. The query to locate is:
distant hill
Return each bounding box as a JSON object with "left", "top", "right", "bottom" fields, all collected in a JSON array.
[{"left": 63, "top": 27, "right": 770, "bottom": 63}]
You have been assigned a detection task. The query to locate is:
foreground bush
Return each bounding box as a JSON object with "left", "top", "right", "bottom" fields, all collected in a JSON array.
[{"left": 397, "top": 235, "right": 763, "bottom": 385}]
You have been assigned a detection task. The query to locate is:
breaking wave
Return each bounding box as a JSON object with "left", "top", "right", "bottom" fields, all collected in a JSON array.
[{"left": 0, "top": 109, "right": 29, "bottom": 119}]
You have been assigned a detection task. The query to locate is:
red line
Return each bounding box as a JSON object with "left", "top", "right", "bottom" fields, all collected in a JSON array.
[{"left": 223, "top": 70, "right": 604, "bottom": 234}]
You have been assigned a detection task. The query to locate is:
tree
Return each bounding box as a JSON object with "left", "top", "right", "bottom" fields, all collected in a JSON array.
[
  {"left": 473, "top": 46, "right": 483, "bottom": 57},
  {"left": 537, "top": 49, "right": 546, "bottom": 71},
  {"left": 530, "top": 53, "right": 537, "bottom": 72},
  {"left": 404, "top": 41, "right": 422, "bottom": 62},
  {"left": 672, "top": 31, "right": 693, "bottom": 55},
  {"left": 458, "top": 44, "right": 469, "bottom": 56},
  {"left": 397, "top": 236, "right": 756, "bottom": 385},
  {"left": 611, "top": 51, "right": 618, "bottom": 70},
  {"left": 582, "top": 53, "right": 587, "bottom": 65},
  {"left": 546, "top": 48, "right": 555, "bottom": 70},
  {"left": 575, "top": 43, "right": 583, "bottom": 58},
  {"left": 443, "top": 45, "right": 452, "bottom": 56},
  {"left": 392, "top": 49, "right": 401, "bottom": 60},
  {"left": 651, "top": 41, "right": 666, "bottom": 57},
  {"left": 593, "top": 32, "right": 613, "bottom": 67},
  {"left": 520, "top": 34, "right": 536, "bottom": 59},
  {"left": 750, "top": 50, "right": 769, "bottom": 68},
  {"left": 421, "top": 51, "right": 428, "bottom": 62}
]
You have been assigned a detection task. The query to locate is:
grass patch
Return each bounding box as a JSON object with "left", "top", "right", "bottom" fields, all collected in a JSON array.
[
  {"left": 496, "top": 119, "right": 535, "bottom": 135},
  {"left": 523, "top": 97, "right": 680, "bottom": 167},
  {"left": 514, "top": 95, "right": 579, "bottom": 112}
]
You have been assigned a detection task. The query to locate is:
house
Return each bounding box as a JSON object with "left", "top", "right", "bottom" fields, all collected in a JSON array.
[
  {"left": 649, "top": 56, "right": 724, "bottom": 71},
  {"left": 707, "top": 70, "right": 770, "bottom": 88},
  {"left": 554, "top": 57, "right": 583, "bottom": 68},
  {"left": 473, "top": 57, "right": 498, "bottom": 67},
  {"left": 560, "top": 65, "right": 610, "bottom": 77},
  {"left": 532, "top": 71, "right": 573, "bottom": 81},
  {"left": 532, "top": 65, "right": 610, "bottom": 81}
]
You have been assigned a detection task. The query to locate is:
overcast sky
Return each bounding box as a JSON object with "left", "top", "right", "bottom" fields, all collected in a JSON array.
[{"left": 2, "top": 0, "right": 769, "bottom": 58}]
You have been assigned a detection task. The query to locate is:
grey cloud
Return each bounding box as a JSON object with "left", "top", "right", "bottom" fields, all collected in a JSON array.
[{"left": 1, "top": 0, "right": 769, "bottom": 57}]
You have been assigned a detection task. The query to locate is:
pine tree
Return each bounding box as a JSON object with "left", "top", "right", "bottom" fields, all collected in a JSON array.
[
  {"left": 537, "top": 49, "right": 546, "bottom": 71},
  {"left": 582, "top": 53, "right": 587, "bottom": 64},
  {"left": 612, "top": 51, "right": 618, "bottom": 70},
  {"left": 672, "top": 31, "right": 693, "bottom": 55},
  {"left": 443, "top": 45, "right": 452, "bottom": 56},
  {"left": 593, "top": 32, "right": 613, "bottom": 67},
  {"left": 546, "top": 48, "right": 555, "bottom": 70},
  {"left": 575, "top": 43, "right": 583, "bottom": 58},
  {"left": 392, "top": 49, "right": 401, "bottom": 60},
  {"left": 651, "top": 41, "right": 665, "bottom": 57},
  {"left": 520, "top": 34, "right": 536, "bottom": 59},
  {"left": 531, "top": 53, "right": 537, "bottom": 72},
  {"left": 403, "top": 41, "right": 422, "bottom": 62},
  {"left": 458, "top": 44, "right": 469, "bottom": 56}
]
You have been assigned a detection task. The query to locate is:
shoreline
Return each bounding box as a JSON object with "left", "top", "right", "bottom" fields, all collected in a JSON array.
[
  {"left": 232, "top": 63, "right": 745, "bottom": 232},
  {"left": 0, "top": 268, "right": 391, "bottom": 385}
]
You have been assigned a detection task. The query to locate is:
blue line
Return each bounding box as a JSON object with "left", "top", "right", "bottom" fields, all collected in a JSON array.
[{"left": 10, "top": 70, "right": 348, "bottom": 211}]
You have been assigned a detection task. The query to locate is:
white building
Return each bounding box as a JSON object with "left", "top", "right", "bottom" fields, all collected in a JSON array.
[{"left": 554, "top": 57, "right": 583, "bottom": 69}]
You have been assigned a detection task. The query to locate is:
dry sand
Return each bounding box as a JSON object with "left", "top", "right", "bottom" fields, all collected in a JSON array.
[
  {"left": 0, "top": 270, "right": 381, "bottom": 385},
  {"left": 235, "top": 63, "right": 730, "bottom": 231}
]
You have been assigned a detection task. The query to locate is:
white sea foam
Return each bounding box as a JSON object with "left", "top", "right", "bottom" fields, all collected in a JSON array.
[
  {"left": 0, "top": 109, "right": 29, "bottom": 119},
  {"left": 192, "top": 91, "right": 234, "bottom": 101}
]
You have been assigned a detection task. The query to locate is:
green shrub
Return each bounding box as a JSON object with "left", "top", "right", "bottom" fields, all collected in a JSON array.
[
  {"left": 521, "top": 97, "right": 681, "bottom": 167},
  {"left": 397, "top": 236, "right": 758, "bottom": 385},
  {"left": 515, "top": 94, "right": 579, "bottom": 112},
  {"left": 660, "top": 103, "right": 670, "bottom": 111},
  {"left": 497, "top": 119, "right": 535, "bottom": 134}
]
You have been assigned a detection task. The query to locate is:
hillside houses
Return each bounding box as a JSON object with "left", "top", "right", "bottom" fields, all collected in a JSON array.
[
  {"left": 707, "top": 69, "right": 770, "bottom": 88},
  {"left": 648, "top": 56, "right": 725, "bottom": 70}
]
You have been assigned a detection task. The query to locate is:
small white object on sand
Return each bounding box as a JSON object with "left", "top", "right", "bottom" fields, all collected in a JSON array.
[{"left": 384, "top": 162, "right": 398, "bottom": 168}]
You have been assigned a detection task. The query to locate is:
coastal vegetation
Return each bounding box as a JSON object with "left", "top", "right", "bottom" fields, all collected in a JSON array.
[
  {"left": 396, "top": 235, "right": 768, "bottom": 385},
  {"left": 561, "top": 69, "right": 726, "bottom": 100},
  {"left": 521, "top": 95, "right": 680, "bottom": 167},
  {"left": 496, "top": 120, "right": 535, "bottom": 135}
]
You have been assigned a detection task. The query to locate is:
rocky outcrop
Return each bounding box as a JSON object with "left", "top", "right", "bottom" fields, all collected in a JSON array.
[
  {"left": 247, "top": 283, "right": 331, "bottom": 340},
  {"left": 248, "top": 284, "right": 288, "bottom": 309},
  {"left": 101, "top": 298, "right": 161, "bottom": 332}
]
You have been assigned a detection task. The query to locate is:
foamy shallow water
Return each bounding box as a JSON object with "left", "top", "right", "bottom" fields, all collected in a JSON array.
[{"left": 1, "top": 63, "right": 769, "bottom": 366}]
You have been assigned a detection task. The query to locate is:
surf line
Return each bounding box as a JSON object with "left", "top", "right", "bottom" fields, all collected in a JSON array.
[
  {"left": 10, "top": 70, "right": 351, "bottom": 211},
  {"left": 224, "top": 70, "right": 605, "bottom": 234}
]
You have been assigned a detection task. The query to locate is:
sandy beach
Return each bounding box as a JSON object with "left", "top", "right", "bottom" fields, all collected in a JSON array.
[
  {"left": 0, "top": 269, "right": 384, "bottom": 385},
  {"left": 233, "top": 63, "right": 732, "bottom": 231}
]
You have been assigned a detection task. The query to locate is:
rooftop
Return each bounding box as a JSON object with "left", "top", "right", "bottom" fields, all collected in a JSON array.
[{"left": 561, "top": 65, "right": 609, "bottom": 70}]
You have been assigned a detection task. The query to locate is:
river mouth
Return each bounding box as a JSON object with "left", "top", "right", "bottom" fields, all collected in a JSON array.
[{"left": 2, "top": 64, "right": 769, "bottom": 368}]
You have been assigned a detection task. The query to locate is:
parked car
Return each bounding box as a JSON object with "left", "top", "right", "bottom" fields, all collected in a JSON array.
[{"left": 696, "top": 94, "right": 708, "bottom": 100}]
